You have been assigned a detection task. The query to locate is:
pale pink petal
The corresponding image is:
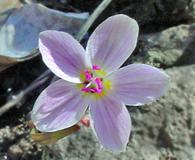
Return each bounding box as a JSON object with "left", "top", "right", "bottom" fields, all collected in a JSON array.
[
  {"left": 39, "top": 30, "right": 91, "bottom": 83},
  {"left": 89, "top": 96, "right": 131, "bottom": 152},
  {"left": 86, "top": 14, "right": 139, "bottom": 73},
  {"left": 107, "top": 64, "right": 169, "bottom": 106},
  {"left": 31, "top": 79, "right": 89, "bottom": 132}
]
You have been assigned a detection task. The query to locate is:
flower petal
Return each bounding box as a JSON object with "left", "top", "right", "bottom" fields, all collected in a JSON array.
[
  {"left": 31, "top": 79, "right": 89, "bottom": 132},
  {"left": 89, "top": 96, "right": 131, "bottom": 152},
  {"left": 86, "top": 14, "right": 139, "bottom": 73},
  {"left": 107, "top": 64, "right": 169, "bottom": 106},
  {"left": 39, "top": 30, "right": 90, "bottom": 83}
]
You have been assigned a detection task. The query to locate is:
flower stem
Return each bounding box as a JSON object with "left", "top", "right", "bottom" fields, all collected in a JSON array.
[{"left": 76, "top": 0, "right": 112, "bottom": 41}]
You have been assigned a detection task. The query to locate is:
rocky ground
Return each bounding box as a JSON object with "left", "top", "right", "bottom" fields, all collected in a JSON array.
[{"left": 0, "top": 0, "right": 195, "bottom": 160}]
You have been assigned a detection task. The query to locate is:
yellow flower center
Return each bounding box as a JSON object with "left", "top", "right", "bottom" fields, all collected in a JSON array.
[{"left": 77, "top": 65, "right": 111, "bottom": 99}]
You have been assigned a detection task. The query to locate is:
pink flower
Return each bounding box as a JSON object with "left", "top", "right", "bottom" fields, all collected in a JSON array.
[{"left": 31, "top": 14, "right": 169, "bottom": 152}]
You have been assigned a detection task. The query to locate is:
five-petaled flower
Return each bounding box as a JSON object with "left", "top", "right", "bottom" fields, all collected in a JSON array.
[{"left": 31, "top": 14, "right": 169, "bottom": 152}]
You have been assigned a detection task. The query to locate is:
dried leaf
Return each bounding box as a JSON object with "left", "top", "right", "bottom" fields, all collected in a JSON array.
[{"left": 31, "top": 125, "right": 80, "bottom": 144}]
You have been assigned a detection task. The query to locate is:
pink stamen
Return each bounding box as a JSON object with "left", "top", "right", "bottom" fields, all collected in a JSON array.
[
  {"left": 95, "top": 88, "right": 102, "bottom": 93},
  {"left": 95, "top": 78, "right": 103, "bottom": 89},
  {"left": 84, "top": 70, "right": 92, "bottom": 80},
  {"left": 89, "top": 88, "right": 96, "bottom": 93},
  {"left": 81, "top": 87, "right": 90, "bottom": 92},
  {"left": 81, "top": 66, "right": 103, "bottom": 94},
  {"left": 90, "top": 88, "right": 102, "bottom": 93},
  {"left": 92, "top": 65, "right": 101, "bottom": 70}
]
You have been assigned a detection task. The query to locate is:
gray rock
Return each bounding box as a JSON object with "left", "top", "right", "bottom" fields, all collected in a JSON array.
[
  {"left": 0, "top": 125, "right": 41, "bottom": 160},
  {"left": 92, "top": 0, "right": 195, "bottom": 30},
  {"left": 128, "top": 23, "right": 195, "bottom": 68},
  {"left": 130, "top": 65, "right": 195, "bottom": 160},
  {"left": 116, "top": 0, "right": 195, "bottom": 25},
  {"left": 46, "top": 65, "right": 195, "bottom": 160},
  {"left": 67, "top": 0, "right": 195, "bottom": 30}
]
